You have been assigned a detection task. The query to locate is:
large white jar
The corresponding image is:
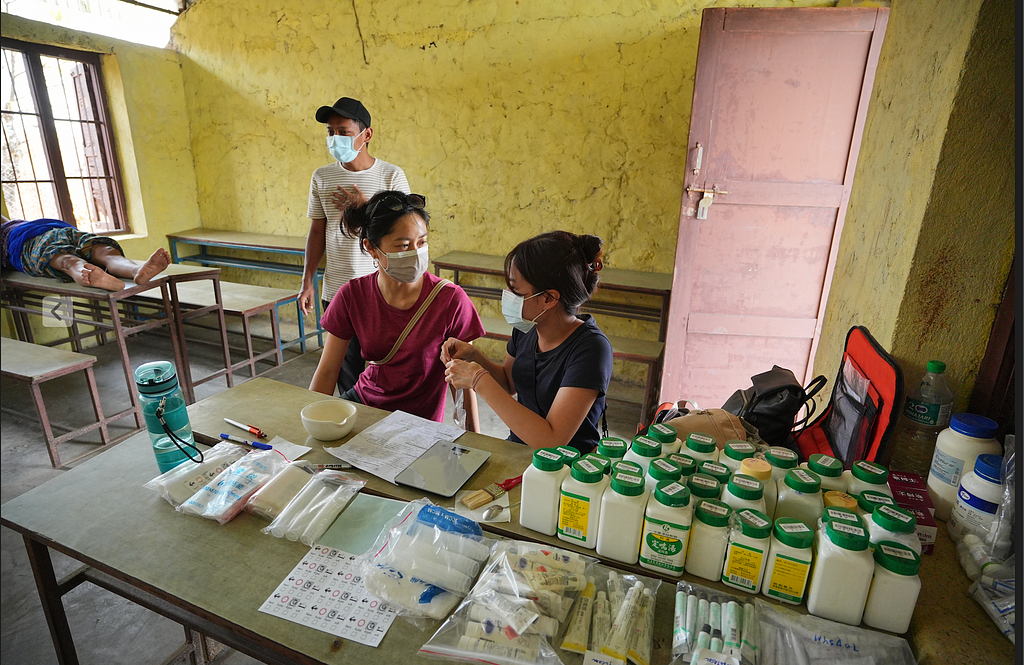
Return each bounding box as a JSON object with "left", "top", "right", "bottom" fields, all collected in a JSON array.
[
  {"left": 558, "top": 459, "right": 606, "bottom": 549},
  {"left": 721, "top": 440, "right": 756, "bottom": 475},
  {"left": 801, "top": 453, "right": 847, "bottom": 493},
  {"left": 948, "top": 453, "right": 1004, "bottom": 541},
  {"left": 687, "top": 473, "right": 721, "bottom": 503},
  {"left": 597, "top": 437, "right": 628, "bottom": 462},
  {"left": 639, "top": 481, "right": 693, "bottom": 576},
  {"left": 555, "top": 446, "right": 581, "bottom": 466},
  {"left": 698, "top": 460, "right": 732, "bottom": 490},
  {"left": 596, "top": 471, "right": 648, "bottom": 564},
  {"left": 582, "top": 453, "right": 612, "bottom": 492},
  {"left": 762, "top": 517, "right": 814, "bottom": 605},
  {"left": 667, "top": 453, "right": 698, "bottom": 479},
  {"left": 721, "top": 509, "right": 772, "bottom": 594},
  {"left": 774, "top": 468, "right": 824, "bottom": 530},
  {"left": 806, "top": 520, "right": 874, "bottom": 625},
  {"left": 648, "top": 423, "right": 682, "bottom": 456},
  {"left": 612, "top": 459, "right": 643, "bottom": 478},
  {"left": 646, "top": 457, "right": 683, "bottom": 494},
  {"left": 862, "top": 541, "right": 922, "bottom": 634},
  {"left": 855, "top": 489, "right": 898, "bottom": 519},
  {"left": 684, "top": 498, "right": 733, "bottom": 582},
  {"left": 722, "top": 474, "right": 767, "bottom": 515},
  {"left": 866, "top": 504, "right": 921, "bottom": 554},
  {"left": 764, "top": 447, "right": 799, "bottom": 486},
  {"left": 926, "top": 413, "right": 1001, "bottom": 521},
  {"left": 683, "top": 432, "right": 718, "bottom": 464},
  {"left": 842, "top": 460, "right": 893, "bottom": 498},
  {"left": 741, "top": 457, "right": 777, "bottom": 520},
  {"left": 623, "top": 435, "right": 662, "bottom": 477},
  {"left": 520, "top": 447, "right": 569, "bottom": 535}
]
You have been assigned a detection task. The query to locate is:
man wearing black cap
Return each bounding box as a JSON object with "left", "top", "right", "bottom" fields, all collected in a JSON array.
[{"left": 300, "top": 96, "right": 411, "bottom": 394}]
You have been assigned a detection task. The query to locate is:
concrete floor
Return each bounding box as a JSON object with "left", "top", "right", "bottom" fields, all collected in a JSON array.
[{"left": 0, "top": 318, "right": 644, "bottom": 664}]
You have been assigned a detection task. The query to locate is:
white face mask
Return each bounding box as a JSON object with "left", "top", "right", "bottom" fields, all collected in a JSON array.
[
  {"left": 501, "top": 288, "right": 546, "bottom": 333},
  {"left": 377, "top": 244, "right": 429, "bottom": 283},
  {"left": 326, "top": 128, "right": 366, "bottom": 163}
]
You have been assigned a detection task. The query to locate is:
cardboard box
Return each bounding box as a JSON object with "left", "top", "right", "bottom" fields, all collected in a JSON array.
[
  {"left": 888, "top": 471, "right": 927, "bottom": 491},
  {"left": 893, "top": 487, "right": 936, "bottom": 517},
  {"left": 903, "top": 506, "right": 937, "bottom": 555}
]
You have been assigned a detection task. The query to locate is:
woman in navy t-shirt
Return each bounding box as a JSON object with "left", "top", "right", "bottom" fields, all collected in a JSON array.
[{"left": 442, "top": 231, "right": 613, "bottom": 453}]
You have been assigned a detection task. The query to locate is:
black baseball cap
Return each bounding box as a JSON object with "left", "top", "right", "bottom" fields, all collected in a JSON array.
[{"left": 315, "top": 97, "right": 371, "bottom": 127}]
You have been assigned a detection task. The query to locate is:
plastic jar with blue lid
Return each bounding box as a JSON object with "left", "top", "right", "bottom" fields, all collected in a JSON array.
[
  {"left": 947, "top": 453, "right": 1004, "bottom": 542},
  {"left": 927, "top": 413, "right": 1002, "bottom": 520}
]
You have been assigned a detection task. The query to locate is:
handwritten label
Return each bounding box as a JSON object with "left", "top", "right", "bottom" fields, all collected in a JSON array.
[{"left": 583, "top": 650, "right": 624, "bottom": 665}]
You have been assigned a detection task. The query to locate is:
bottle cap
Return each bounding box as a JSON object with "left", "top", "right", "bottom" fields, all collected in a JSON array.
[
  {"left": 647, "top": 423, "right": 678, "bottom": 445},
  {"left": 727, "top": 473, "right": 764, "bottom": 500},
  {"left": 655, "top": 480, "right": 691, "bottom": 507},
  {"left": 687, "top": 473, "right": 721, "bottom": 499},
  {"left": 630, "top": 435, "right": 662, "bottom": 458},
  {"left": 134, "top": 361, "right": 179, "bottom": 394},
  {"left": 583, "top": 452, "right": 611, "bottom": 475},
  {"left": 856, "top": 489, "right": 895, "bottom": 513},
  {"left": 825, "top": 519, "right": 869, "bottom": 551},
  {"left": 610, "top": 471, "right": 646, "bottom": 496},
  {"left": 735, "top": 509, "right": 771, "bottom": 539},
  {"left": 668, "top": 453, "right": 698, "bottom": 476},
  {"left": 724, "top": 440, "right": 756, "bottom": 461},
  {"left": 823, "top": 491, "right": 858, "bottom": 510},
  {"left": 570, "top": 458, "right": 604, "bottom": 483},
  {"left": 925, "top": 360, "right": 946, "bottom": 373},
  {"left": 739, "top": 457, "right": 773, "bottom": 481},
  {"left": 685, "top": 432, "right": 716, "bottom": 454},
  {"left": 872, "top": 504, "right": 917, "bottom": 534},
  {"left": 648, "top": 458, "right": 683, "bottom": 482},
  {"left": 851, "top": 460, "right": 889, "bottom": 484},
  {"left": 807, "top": 453, "right": 843, "bottom": 478},
  {"left": 597, "top": 437, "right": 628, "bottom": 459},
  {"left": 822, "top": 506, "right": 863, "bottom": 527},
  {"left": 950, "top": 413, "right": 999, "bottom": 440},
  {"left": 765, "top": 447, "right": 798, "bottom": 469},
  {"left": 694, "top": 498, "right": 732, "bottom": 527},
  {"left": 555, "top": 446, "right": 580, "bottom": 464},
  {"left": 612, "top": 460, "right": 643, "bottom": 477},
  {"left": 531, "top": 448, "right": 564, "bottom": 472},
  {"left": 773, "top": 517, "right": 813, "bottom": 549},
  {"left": 874, "top": 540, "right": 922, "bottom": 575},
  {"left": 973, "top": 454, "right": 1003, "bottom": 483},
  {"left": 784, "top": 468, "right": 821, "bottom": 493},
  {"left": 698, "top": 460, "right": 731, "bottom": 485}
]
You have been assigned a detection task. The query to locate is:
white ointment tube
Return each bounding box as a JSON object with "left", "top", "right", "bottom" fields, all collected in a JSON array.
[
  {"left": 722, "top": 600, "right": 742, "bottom": 655},
  {"left": 601, "top": 581, "right": 644, "bottom": 661},
  {"left": 522, "top": 569, "right": 587, "bottom": 592},
  {"left": 560, "top": 577, "right": 595, "bottom": 654},
  {"left": 476, "top": 590, "right": 542, "bottom": 636},
  {"left": 478, "top": 573, "right": 564, "bottom": 619},
  {"left": 464, "top": 621, "right": 542, "bottom": 650},
  {"left": 467, "top": 603, "right": 558, "bottom": 637},
  {"left": 590, "top": 590, "right": 610, "bottom": 652},
  {"left": 458, "top": 636, "right": 539, "bottom": 663},
  {"left": 628, "top": 588, "right": 656, "bottom": 665},
  {"left": 502, "top": 543, "right": 587, "bottom": 575},
  {"left": 607, "top": 570, "right": 625, "bottom": 617},
  {"left": 740, "top": 602, "right": 757, "bottom": 663}
]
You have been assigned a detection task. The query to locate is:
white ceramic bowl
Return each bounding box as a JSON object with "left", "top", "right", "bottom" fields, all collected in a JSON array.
[{"left": 300, "top": 399, "right": 358, "bottom": 441}]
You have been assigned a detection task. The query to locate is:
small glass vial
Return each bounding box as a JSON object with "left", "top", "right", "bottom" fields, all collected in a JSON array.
[
  {"left": 722, "top": 508, "right": 772, "bottom": 594},
  {"left": 762, "top": 517, "right": 814, "bottom": 605},
  {"left": 721, "top": 440, "right": 756, "bottom": 475},
  {"left": 646, "top": 457, "right": 682, "bottom": 494},
  {"left": 867, "top": 504, "right": 921, "bottom": 554},
  {"left": 843, "top": 460, "right": 893, "bottom": 498},
  {"left": 802, "top": 453, "right": 847, "bottom": 493},
  {"left": 684, "top": 498, "right": 733, "bottom": 581},
  {"left": 612, "top": 460, "right": 643, "bottom": 477},
  {"left": 648, "top": 423, "right": 682, "bottom": 456},
  {"left": 806, "top": 520, "right": 874, "bottom": 625},
  {"left": 741, "top": 457, "right": 777, "bottom": 520},
  {"left": 698, "top": 460, "right": 731, "bottom": 488},
  {"left": 668, "top": 453, "right": 698, "bottom": 479},
  {"left": 623, "top": 435, "right": 662, "bottom": 476},
  {"left": 855, "top": 489, "right": 898, "bottom": 519},
  {"left": 558, "top": 458, "right": 606, "bottom": 549},
  {"left": 722, "top": 473, "right": 767, "bottom": 515},
  {"left": 862, "top": 541, "right": 922, "bottom": 633},
  {"left": 640, "top": 481, "right": 693, "bottom": 576},
  {"left": 596, "top": 470, "right": 648, "bottom": 563},
  {"left": 598, "top": 437, "right": 628, "bottom": 461},
  {"left": 520, "top": 447, "right": 569, "bottom": 535},
  {"left": 683, "top": 432, "right": 718, "bottom": 464},
  {"left": 765, "top": 446, "right": 799, "bottom": 486},
  {"left": 774, "top": 468, "right": 824, "bottom": 530},
  {"left": 687, "top": 473, "right": 721, "bottom": 502}
]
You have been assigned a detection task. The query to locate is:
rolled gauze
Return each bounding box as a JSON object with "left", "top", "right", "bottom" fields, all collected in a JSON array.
[{"left": 246, "top": 462, "right": 313, "bottom": 520}]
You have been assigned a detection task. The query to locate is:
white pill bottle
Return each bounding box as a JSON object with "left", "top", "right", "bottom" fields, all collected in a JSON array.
[
  {"left": 862, "top": 541, "right": 922, "bottom": 633},
  {"left": 648, "top": 423, "right": 682, "bottom": 456},
  {"left": 721, "top": 508, "right": 772, "bottom": 594},
  {"left": 947, "top": 453, "right": 1004, "bottom": 542},
  {"left": 801, "top": 453, "right": 846, "bottom": 493},
  {"left": 639, "top": 481, "right": 692, "bottom": 576},
  {"left": 684, "top": 498, "right": 733, "bottom": 582},
  {"left": 806, "top": 520, "right": 874, "bottom": 625},
  {"left": 762, "top": 517, "right": 814, "bottom": 605},
  {"left": 596, "top": 471, "right": 648, "bottom": 564},
  {"left": 623, "top": 435, "right": 662, "bottom": 476},
  {"left": 557, "top": 458, "right": 606, "bottom": 549},
  {"left": 520, "top": 447, "right": 569, "bottom": 535},
  {"left": 926, "top": 413, "right": 1001, "bottom": 520},
  {"left": 720, "top": 440, "right": 756, "bottom": 475},
  {"left": 843, "top": 460, "right": 892, "bottom": 498},
  {"left": 682, "top": 432, "right": 718, "bottom": 464}
]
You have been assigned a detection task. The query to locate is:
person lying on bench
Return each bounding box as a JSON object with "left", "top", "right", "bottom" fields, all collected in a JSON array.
[
  {"left": 442, "top": 231, "right": 613, "bottom": 454},
  {"left": 1, "top": 216, "right": 170, "bottom": 291},
  {"left": 308, "top": 192, "right": 485, "bottom": 423}
]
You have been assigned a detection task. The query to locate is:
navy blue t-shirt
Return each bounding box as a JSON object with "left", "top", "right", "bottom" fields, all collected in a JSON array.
[{"left": 506, "top": 314, "right": 613, "bottom": 453}]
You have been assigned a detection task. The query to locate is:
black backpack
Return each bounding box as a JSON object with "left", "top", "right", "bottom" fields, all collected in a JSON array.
[{"left": 722, "top": 365, "right": 827, "bottom": 449}]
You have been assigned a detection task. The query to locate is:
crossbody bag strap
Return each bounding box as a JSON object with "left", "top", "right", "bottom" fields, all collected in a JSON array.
[{"left": 370, "top": 279, "right": 452, "bottom": 366}]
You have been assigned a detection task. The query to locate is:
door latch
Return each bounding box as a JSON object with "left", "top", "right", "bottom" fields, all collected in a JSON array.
[
  {"left": 687, "top": 184, "right": 729, "bottom": 219},
  {"left": 692, "top": 142, "right": 703, "bottom": 175}
]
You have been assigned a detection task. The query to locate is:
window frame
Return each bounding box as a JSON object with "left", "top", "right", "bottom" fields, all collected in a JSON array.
[{"left": 2, "top": 37, "right": 130, "bottom": 234}]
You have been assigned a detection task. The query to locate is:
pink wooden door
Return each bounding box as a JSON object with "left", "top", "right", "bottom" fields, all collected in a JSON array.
[{"left": 661, "top": 7, "right": 888, "bottom": 410}]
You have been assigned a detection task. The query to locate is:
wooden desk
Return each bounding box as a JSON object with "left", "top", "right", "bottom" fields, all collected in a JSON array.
[{"left": 2, "top": 378, "right": 1010, "bottom": 665}]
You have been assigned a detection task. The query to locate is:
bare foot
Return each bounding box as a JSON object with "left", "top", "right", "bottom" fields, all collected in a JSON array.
[
  {"left": 134, "top": 248, "right": 171, "bottom": 284},
  {"left": 74, "top": 263, "right": 126, "bottom": 291}
]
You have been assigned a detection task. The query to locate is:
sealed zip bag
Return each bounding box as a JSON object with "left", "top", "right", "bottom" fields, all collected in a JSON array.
[
  {"left": 261, "top": 469, "right": 366, "bottom": 544},
  {"left": 671, "top": 579, "right": 757, "bottom": 665},
  {"left": 177, "top": 448, "right": 290, "bottom": 524},
  {"left": 143, "top": 441, "right": 246, "bottom": 507},
  {"left": 244, "top": 461, "right": 316, "bottom": 520},
  {"left": 582, "top": 565, "right": 662, "bottom": 665}
]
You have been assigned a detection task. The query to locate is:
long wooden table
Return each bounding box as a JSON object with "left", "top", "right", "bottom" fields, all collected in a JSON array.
[{"left": 1, "top": 379, "right": 1011, "bottom": 664}]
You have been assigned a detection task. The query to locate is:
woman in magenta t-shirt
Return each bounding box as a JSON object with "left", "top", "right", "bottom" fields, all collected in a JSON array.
[{"left": 309, "top": 191, "right": 484, "bottom": 422}]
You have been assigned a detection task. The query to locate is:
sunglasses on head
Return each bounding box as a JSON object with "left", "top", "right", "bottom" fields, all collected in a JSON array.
[{"left": 367, "top": 193, "right": 426, "bottom": 221}]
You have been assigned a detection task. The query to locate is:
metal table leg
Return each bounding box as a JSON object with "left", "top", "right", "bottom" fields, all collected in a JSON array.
[{"left": 24, "top": 536, "right": 80, "bottom": 665}]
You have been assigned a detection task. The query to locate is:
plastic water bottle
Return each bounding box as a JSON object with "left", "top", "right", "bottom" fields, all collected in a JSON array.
[
  {"left": 135, "top": 361, "right": 199, "bottom": 472},
  {"left": 891, "top": 361, "right": 954, "bottom": 477}
]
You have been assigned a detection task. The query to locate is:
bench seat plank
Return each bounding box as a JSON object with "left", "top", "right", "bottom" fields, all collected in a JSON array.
[
  {"left": 479, "top": 317, "right": 663, "bottom": 363},
  {"left": 1, "top": 337, "right": 95, "bottom": 381},
  {"left": 172, "top": 281, "right": 298, "bottom": 314},
  {"left": 167, "top": 228, "right": 307, "bottom": 253}
]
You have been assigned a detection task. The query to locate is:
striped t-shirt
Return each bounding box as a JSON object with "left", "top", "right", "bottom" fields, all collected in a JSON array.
[{"left": 307, "top": 158, "right": 411, "bottom": 301}]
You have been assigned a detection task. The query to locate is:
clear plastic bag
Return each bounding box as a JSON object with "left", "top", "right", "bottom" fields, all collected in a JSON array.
[
  {"left": 176, "top": 448, "right": 289, "bottom": 524},
  {"left": 671, "top": 579, "right": 756, "bottom": 665},
  {"left": 244, "top": 461, "right": 315, "bottom": 520},
  {"left": 261, "top": 469, "right": 366, "bottom": 544},
  {"left": 143, "top": 441, "right": 246, "bottom": 506}
]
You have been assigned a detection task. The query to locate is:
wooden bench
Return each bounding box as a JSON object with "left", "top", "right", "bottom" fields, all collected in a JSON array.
[
  {"left": 0, "top": 337, "right": 131, "bottom": 468},
  {"left": 479, "top": 316, "right": 665, "bottom": 421}
]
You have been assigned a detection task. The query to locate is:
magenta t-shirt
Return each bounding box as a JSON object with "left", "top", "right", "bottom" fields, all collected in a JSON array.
[{"left": 321, "top": 271, "right": 484, "bottom": 422}]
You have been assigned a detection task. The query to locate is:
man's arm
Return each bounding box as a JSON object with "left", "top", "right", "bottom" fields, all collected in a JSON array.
[{"left": 299, "top": 217, "right": 326, "bottom": 316}]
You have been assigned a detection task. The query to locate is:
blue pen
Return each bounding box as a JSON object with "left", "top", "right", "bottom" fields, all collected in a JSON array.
[{"left": 220, "top": 433, "right": 272, "bottom": 450}]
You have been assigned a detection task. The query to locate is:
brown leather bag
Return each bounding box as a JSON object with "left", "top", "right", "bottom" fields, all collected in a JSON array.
[{"left": 664, "top": 408, "right": 761, "bottom": 450}]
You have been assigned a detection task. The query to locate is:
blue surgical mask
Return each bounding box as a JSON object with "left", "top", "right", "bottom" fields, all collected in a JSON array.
[
  {"left": 326, "top": 129, "right": 366, "bottom": 163},
  {"left": 502, "top": 289, "right": 546, "bottom": 333}
]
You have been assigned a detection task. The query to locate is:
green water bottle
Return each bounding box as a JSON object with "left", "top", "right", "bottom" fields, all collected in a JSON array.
[{"left": 134, "top": 361, "right": 201, "bottom": 472}]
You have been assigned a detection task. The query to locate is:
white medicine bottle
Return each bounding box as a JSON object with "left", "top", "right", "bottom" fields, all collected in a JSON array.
[
  {"left": 721, "top": 508, "right": 772, "bottom": 594},
  {"left": 639, "top": 481, "right": 692, "bottom": 576},
  {"left": 598, "top": 437, "right": 628, "bottom": 462},
  {"left": 683, "top": 432, "right": 719, "bottom": 464},
  {"left": 722, "top": 473, "right": 767, "bottom": 515},
  {"left": 558, "top": 458, "right": 606, "bottom": 549},
  {"left": 583, "top": 453, "right": 612, "bottom": 493},
  {"left": 687, "top": 472, "right": 721, "bottom": 503},
  {"left": 684, "top": 498, "right": 733, "bottom": 582},
  {"left": 867, "top": 504, "right": 921, "bottom": 554},
  {"left": 806, "top": 519, "right": 874, "bottom": 625},
  {"left": 596, "top": 471, "right": 648, "bottom": 563},
  {"left": 555, "top": 446, "right": 581, "bottom": 465},
  {"left": 646, "top": 457, "right": 683, "bottom": 494},
  {"left": 801, "top": 453, "right": 846, "bottom": 493},
  {"left": 947, "top": 453, "right": 1004, "bottom": 542},
  {"left": 648, "top": 423, "right": 682, "bottom": 456},
  {"left": 740, "top": 457, "right": 777, "bottom": 519},
  {"left": 926, "top": 413, "right": 1001, "bottom": 520},
  {"left": 623, "top": 435, "right": 662, "bottom": 476},
  {"left": 721, "top": 440, "right": 756, "bottom": 475},
  {"left": 815, "top": 506, "right": 862, "bottom": 547},
  {"left": 843, "top": 460, "right": 892, "bottom": 498},
  {"left": 855, "top": 489, "right": 897, "bottom": 519},
  {"left": 668, "top": 453, "right": 698, "bottom": 479},
  {"left": 774, "top": 468, "right": 824, "bottom": 530},
  {"left": 762, "top": 517, "right": 814, "bottom": 605},
  {"left": 520, "top": 447, "right": 569, "bottom": 535},
  {"left": 612, "top": 459, "right": 643, "bottom": 478},
  {"left": 862, "top": 541, "right": 922, "bottom": 634},
  {"left": 764, "top": 447, "right": 799, "bottom": 485},
  {"left": 698, "top": 459, "right": 731, "bottom": 489}
]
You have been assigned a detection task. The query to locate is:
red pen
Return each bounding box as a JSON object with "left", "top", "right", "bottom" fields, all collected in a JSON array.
[{"left": 224, "top": 417, "right": 266, "bottom": 438}]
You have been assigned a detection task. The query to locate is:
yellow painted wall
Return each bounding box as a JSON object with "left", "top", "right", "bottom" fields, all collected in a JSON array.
[{"left": 813, "top": 0, "right": 1015, "bottom": 470}]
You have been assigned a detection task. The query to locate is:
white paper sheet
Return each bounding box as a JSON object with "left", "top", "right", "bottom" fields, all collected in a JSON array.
[
  {"left": 323, "top": 411, "right": 464, "bottom": 484},
  {"left": 265, "top": 435, "right": 312, "bottom": 461}
]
